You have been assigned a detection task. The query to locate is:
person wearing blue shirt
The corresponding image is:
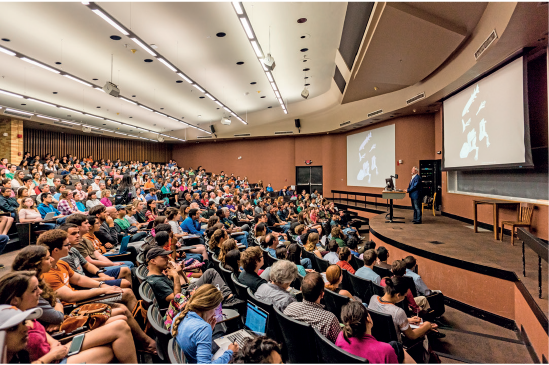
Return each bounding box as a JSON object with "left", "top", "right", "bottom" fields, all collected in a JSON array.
[
  {"left": 355, "top": 249, "right": 381, "bottom": 285},
  {"left": 406, "top": 166, "right": 423, "bottom": 224},
  {"left": 145, "top": 188, "right": 160, "bottom": 202},
  {"left": 180, "top": 208, "right": 206, "bottom": 246},
  {"left": 266, "top": 184, "right": 274, "bottom": 193},
  {"left": 37, "top": 194, "right": 62, "bottom": 219},
  {"left": 172, "top": 285, "right": 238, "bottom": 364},
  {"left": 403, "top": 256, "right": 436, "bottom": 296}
]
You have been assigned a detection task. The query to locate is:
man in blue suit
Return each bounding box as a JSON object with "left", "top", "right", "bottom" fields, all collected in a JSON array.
[{"left": 406, "top": 166, "right": 423, "bottom": 224}]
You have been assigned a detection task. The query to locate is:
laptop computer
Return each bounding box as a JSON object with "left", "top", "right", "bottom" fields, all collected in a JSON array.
[
  {"left": 107, "top": 236, "right": 130, "bottom": 255},
  {"left": 44, "top": 212, "right": 56, "bottom": 220},
  {"left": 214, "top": 302, "right": 268, "bottom": 354}
]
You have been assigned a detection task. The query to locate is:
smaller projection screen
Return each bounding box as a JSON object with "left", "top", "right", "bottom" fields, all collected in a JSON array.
[
  {"left": 347, "top": 124, "right": 395, "bottom": 187},
  {"left": 443, "top": 57, "right": 532, "bottom": 170}
]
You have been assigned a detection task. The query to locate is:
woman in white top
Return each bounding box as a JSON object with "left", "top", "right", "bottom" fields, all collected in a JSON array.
[
  {"left": 86, "top": 191, "right": 102, "bottom": 210},
  {"left": 166, "top": 208, "right": 208, "bottom": 261},
  {"left": 10, "top": 171, "right": 26, "bottom": 190},
  {"left": 18, "top": 198, "right": 56, "bottom": 230}
]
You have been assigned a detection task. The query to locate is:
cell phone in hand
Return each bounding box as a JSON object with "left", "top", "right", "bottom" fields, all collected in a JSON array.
[
  {"left": 214, "top": 302, "right": 223, "bottom": 322},
  {"left": 68, "top": 333, "right": 85, "bottom": 356}
]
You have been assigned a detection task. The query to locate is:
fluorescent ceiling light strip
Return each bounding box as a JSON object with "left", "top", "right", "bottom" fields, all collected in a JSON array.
[
  {"left": 215, "top": 101, "right": 223, "bottom": 107},
  {"left": 168, "top": 116, "right": 179, "bottom": 122},
  {"left": 106, "top": 119, "right": 122, "bottom": 125},
  {"left": 275, "top": 91, "right": 280, "bottom": 98},
  {"left": 36, "top": 115, "right": 58, "bottom": 121},
  {"left": 60, "top": 120, "right": 80, "bottom": 125},
  {"left": 240, "top": 17, "right": 254, "bottom": 39},
  {"left": 81, "top": 1, "right": 89, "bottom": 5},
  {"left": 139, "top": 105, "right": 152, "bottom": 111},
  {"left": 131, "top": 38, "right": 156, "bottom": 57},
  {"left": 177, "top": 73, "right": 192, "bottom": 83},
  {"left": 0, "top": 46, "right": 15, "bottom": 56},
  {"left": 115, "top": 132, "right": 127, "bottom": 135},
  {"left": 94, "top": 87, "right": 105, "bottom": 92},
  {"left": 59, "top": 107, "right": 82, "bottom": 114},
  {"left": 205, "top": 94, "right": 215, "bottom": 101},
  {"left": 86, "top": 114, "right": 104, "bottom": 120},
  {"left": 232, "top": 2, "right": 244, "bottom": 15},
  {"left": 271, "top": 82, "right": 277, "bottom": 91},
  {"left": 91, "top": 9, "right": 129, "bottom": 35},
  {"left": 250, "top": 41, "right": 263, "bottom": 58},
  {"left": 120, "top": 97, "right": 136, "bottom": 105},
  {"left": 230, "top": 112, "right": 237, "bottom": 117},
  {"left": 261, "top": 62, "right": 268, "bottom": 71},
  {"left": 21, "top": 58, "right": 60, "bottom": 74},
  {"left": 6, "top": 108, "right": 33, "bottom": 116},
  {"left": 27, "top": 98, "right": 55, "bottom": 107},
  {"left": 155, "top": 112, "right": 166, "bottom": 117},
  {"left": 192, "top": 84, "right": 205, "bottom": 93},
  {"left": 266, "top": 72, "right": 273, "bottom": 82},
  {"left": 223, "top": 107, "right": 231, "bottom": 112},
  {"left": 157, "top": 58, "right": 177, "bottom": 72},
  {"left": 283, "top": 110, "right": 288, "bottom": 114},
  {"left": 63, "top": 75, "right": 92, "bottom": 87},
  {"left": 0, "top": 90, "right": 23, "bottom": 98}
]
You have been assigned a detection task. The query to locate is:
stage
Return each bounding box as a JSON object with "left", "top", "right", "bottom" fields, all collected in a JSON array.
[{"left": 365, "top": 208, "right": 548, "bottom": 361}]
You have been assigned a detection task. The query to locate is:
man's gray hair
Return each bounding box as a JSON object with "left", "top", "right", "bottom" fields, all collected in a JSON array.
[
  {"left": 221, "top": 207, "right": 229, "bottom": 213},
  {"left": 270, "top": 260, "right": 298, "bottom": 284}
]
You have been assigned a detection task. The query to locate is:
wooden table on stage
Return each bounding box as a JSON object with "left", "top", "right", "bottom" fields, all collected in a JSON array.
[{"left": 473, "top": 199, "right": 520, "bottom": 240}]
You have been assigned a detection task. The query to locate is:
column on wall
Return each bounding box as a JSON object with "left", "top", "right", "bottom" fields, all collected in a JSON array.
[{"left": 0, "top": 117, "right": 23, "bottom": 165}]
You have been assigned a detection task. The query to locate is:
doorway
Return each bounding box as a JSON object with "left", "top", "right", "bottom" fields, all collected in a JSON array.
[{"left": 295, "top": 166, "right": 323, "bottom": 195}]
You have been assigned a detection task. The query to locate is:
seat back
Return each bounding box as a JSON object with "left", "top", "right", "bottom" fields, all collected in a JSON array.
[
  {"left": 231, "top": 273, "right": 250, "bottom": 300},
  {"left": 136, "top": 252, "right": 145, "bottom": 266},
  {"left": 400, "top": 276, "right": 418, "bottom": 298},
  {"left": 211, "top": 255, "right": 222, "bottom": 275},
  {"left": 373, "top": 265, "right": 393, "bottom": 279},
  {"left": 351, "top": 255, "right": 364, "bottom": 270},
  {"left": 167, "top": 338, "right": 186, "bottom": 364},
  {"left": 301, "top": 249, "right": 318, "bottom": 271},
  {"left": 425, "top": 291, "right": 445, "bottom": 318},
  {"left": 520, "top": 203, "right": 535, "bottom": 224},
  {"left": 347, "top": 273, "right": 374, "bottom": 303},
  {"left": 340, "top": 269, "right": 353, "bottom": 293},
  {"left": 323, "top": 288, "right": 350, "bottom": 321},
  {"left": 314, "top": 255, "right": 330, "bottom": 273},
  {"left": 313, "top": 328, "right": 368, "bottom": 363},
  {"left": 138, "top": 280, "right": 154, "bottom": 310},
  {"left": 368, "top": 308, "right": 400, "bottom": 343},
  {"left": 371, "top": 282, "right": 385, "bottom": 296},
  {"left": 147, "top": 304, "right": 171, "bottom": 361},
  {"left": 136, "top": 264, "right": 148, "bottom": 284},
  {"left": 247, "top": 287, "right": 281, "bottom": 342},
  {"left": 273, "top": 306, "right": 318, "bottom": 364},
  {"left": 219, "top": 265, "right": 237, "bottom": 294}
]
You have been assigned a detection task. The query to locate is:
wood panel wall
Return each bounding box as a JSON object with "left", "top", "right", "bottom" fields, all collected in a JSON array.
[{"left": 24, "top": 128, "right": 173, "bottom": 162}]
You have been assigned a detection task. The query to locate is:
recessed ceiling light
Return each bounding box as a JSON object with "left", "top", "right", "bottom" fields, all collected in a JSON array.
[
  {"left": 160, "top": 108, "right": 164, "bottom": 110},
  {"left": 20, "top": 103, "right": 26, "bottom": 106},
  {"left": 300, "top": 48, "right": 308, "bottom": 52},
  {"left": 216, "top": 32, "right": 226, "bottom": 37},
  {"left": 55, "top": 62, "right": 62, "bottom": 65},
  {"left": 305, "top": 83, "right": 310, "bottom": 86},
  {"left": 300, "top": 35, "right": 306, "bottom": 39},
  {"left": 0, "top": 90, "right": 22, "bottom": 98},
  {"left": 268, "top": 106, "right": 272, "bottom": 108},
  {"left": 303, "top": 60, "right": 307, "bottom": 62},
  {"left": 97, "top": 106, "right": 101, "bottom": 108},
  {"left": 176, "top": 80, "right": 183, "bottom": 83},
  {"left": 303, "top": 68, "right": 310, "bottom": 71},
  {"left": 260, "top": 96, "right": 265, "bottom": 98},
  {"left": 305, "top": 76, "right": 309, "bottom": 79},
  {"left": 199, "top": 96, "right": 205, "bottom": 99},
  {"left": 93, "top": 78, "right": 98, "bottom": 81},
  {"left": 53, "top": 92, "right": 58, "bottom": 94},
  {"left": 297, "top": 18, "right": 307, "bottom": 24},
  {"left": 92, "top": 9, "right": 129, "bottom": 36},
  {"left": 144, "top": 59, "right": 153, "bottom": 63},
  {"left": 250, "top": 82, "right": 256, "bottom": 85},
  {"left": 129, "top": 117, "right": 133, "bottom": 119},
  {"left": 110, "top": 35, "right": 121, "bottom": 40},
  {"left": 236, "top": 61, "right": 244, "bottom": 65},
  {"left": 0, "top": 46, "right": 15, "bottom": 56},
  {"left": 1, "top": 38, "right": 10, "bottom": 42}
]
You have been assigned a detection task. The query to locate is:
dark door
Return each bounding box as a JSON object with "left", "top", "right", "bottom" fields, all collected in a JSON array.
[{"left": 296, "top": 166, "right": 323, "bottom": 195}]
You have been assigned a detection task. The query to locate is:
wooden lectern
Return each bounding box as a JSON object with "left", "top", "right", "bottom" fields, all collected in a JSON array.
[{"left": 382, "top": 190, "right": 406, "bottom": 223}]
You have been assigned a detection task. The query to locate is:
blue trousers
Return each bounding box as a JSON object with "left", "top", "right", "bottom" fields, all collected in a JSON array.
[
  {"left": 234, "top": 231, "right": 249, "bottom": 247},
  {"left": 412, "top": 198, "right": 422, "bottom": 223},
  {"left": 301, "top": 258, "right": 312, "bottom": 269}
]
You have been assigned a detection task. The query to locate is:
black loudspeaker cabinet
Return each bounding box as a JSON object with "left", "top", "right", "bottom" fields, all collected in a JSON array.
[
  {"left": 419, "top": 160, "right": 441, "bottom": 210},
  {"left": 294, "top": 119, "right": 301, "bottom": 128},
  {"left": 210, "top": 125, "right": 216, "bottom": 134}
]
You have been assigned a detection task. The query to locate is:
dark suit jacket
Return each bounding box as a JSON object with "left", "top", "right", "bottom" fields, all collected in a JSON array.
[{"left": 407, "top": 174, "right": 422, "bottom": 200}]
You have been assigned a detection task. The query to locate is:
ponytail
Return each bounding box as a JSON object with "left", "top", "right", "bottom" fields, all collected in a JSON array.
[
  {"left": 383, "top": 277, "right": 409, "bottom": 297},
  {"left": 171, "top": 284, "right": 223, "bottom": 337},
  {"left": 341, "top": 302, "right": 368, "bottom": 344}
]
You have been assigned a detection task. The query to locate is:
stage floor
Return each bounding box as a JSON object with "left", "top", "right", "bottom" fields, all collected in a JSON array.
[{"left": 368, "top": 209, "right": 548, "bottom": 317}]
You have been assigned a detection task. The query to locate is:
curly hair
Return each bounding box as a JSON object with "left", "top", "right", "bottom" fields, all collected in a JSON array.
[
  {"left": 12, "top": 246, "right": 57, "bottom": 306},
  {"left": 240, "top": 246, "right": 263, "bottom": 273},
  {"left": 218, "top": 239, "right": 237, "bottom": 264},
  {"left": 230, "top": 336, "right": 282, "bottom": 364},
  {"left": 171, "top": 284, "right": 223, "bottom": 337},
  {"left": 209, "top": 229, "right": 226, "bottom": 250}
]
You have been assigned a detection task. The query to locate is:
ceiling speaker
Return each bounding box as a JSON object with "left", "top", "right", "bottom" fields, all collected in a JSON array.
[
  {"left": 294, "top": 119, "right": 301, "bottom": 129},
  {"left": 210, "top": 125, "right": 216, "bottom": 134}
]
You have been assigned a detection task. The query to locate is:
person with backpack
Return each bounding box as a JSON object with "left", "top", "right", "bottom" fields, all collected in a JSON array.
[{"left": 115, "top": 174, "right": 135, "bottom": 205}]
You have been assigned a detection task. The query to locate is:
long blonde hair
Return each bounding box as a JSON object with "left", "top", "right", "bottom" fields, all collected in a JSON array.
[
  {"left": 171, "top": 284, "right": 223, "bottom": 337},
  {"left": 218, "top": 239, "right": 237, "bottom": 263},
  {"left": 304, "top": 232, "right": 319, "bottom": 252}
]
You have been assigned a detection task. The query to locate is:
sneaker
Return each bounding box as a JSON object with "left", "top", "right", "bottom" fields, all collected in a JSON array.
[
  {"left": 428, "top": 331, "right": 446, "bottom": 339},
  {"left": 222, "top": 295, "right": 245, "bottom": 310}
]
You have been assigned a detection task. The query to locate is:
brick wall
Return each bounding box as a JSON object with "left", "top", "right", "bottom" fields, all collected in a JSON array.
[{"left": 0, "top": 118, "right": 23, "bottom": 165}]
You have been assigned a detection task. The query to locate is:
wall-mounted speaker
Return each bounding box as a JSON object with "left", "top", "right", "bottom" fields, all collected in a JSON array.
[
  {"left": 210, "top": 125, "right": 216, "bottom": 134},
  {"left": 294, "top": 119, "right": 301, "bottom": 129}
]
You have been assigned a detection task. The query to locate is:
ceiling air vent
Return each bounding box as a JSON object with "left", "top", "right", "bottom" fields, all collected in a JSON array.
[
  {"left": 3, "top": 108, "right": 32, "bottom": 119},
  {"left": 234, "top": 133, "right": 251, "bottom": 137},
  {"left": 197, "top": 136, "right": 213, "bottom": 139},
  {"left": 406, "top": 92, "right": 426, "bottom": 105},
  {"left": 474, "top": 30, "right": 498, "bottom": 60},
  {"left": 54, "top": 121, "right": 75, "bottom": 128},
  {"left": 340, "top": 121, "right": 351, "bottom": 127},
  {"left": 367, "top": 109, "right": 383, "bottom": 118},
  {"left": 274, "top": 131, "right": 293, "bottom": 135}
]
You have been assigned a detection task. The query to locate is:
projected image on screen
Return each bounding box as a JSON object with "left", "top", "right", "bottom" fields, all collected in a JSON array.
[
  {"left": 443, "top": 57, "right": 531, "bottom": 169},
  {"left": 347, "top": 124, "right": 395, "bottom": 187}
]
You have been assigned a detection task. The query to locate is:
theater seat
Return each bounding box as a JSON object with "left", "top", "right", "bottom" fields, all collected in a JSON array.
[
  {"left": 138, "top": 281, "right": 154, "bottom": 310},
  {"left": 273, "top": 306, "right": 318, "bottom": 364},
  {"left": 167, "top": 338, "right": 186, "bottom": 364},
  {"left": 368, "top": 308, "right": 400, "bottom": 343},
  {"left": 313, "top": 328, "right": 368, "bottom": 363},
  {"left": 323, "top": 288, "right": 350, "bottom": 322},
  {"left": 347, "top": 273, "right": 374, "bottom": 303},
  {"left": 230, "top": 273, "right": 249, "bottom": 301}
]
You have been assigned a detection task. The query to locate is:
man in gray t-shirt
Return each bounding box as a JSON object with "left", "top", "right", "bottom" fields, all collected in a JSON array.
[{"left": 254, "top": 260, "right": 298, "bottom": 312}]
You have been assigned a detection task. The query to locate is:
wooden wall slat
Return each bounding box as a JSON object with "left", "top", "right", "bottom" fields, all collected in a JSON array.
[{"left": 24, "top": 128, "right": 173, "bottom": 162}]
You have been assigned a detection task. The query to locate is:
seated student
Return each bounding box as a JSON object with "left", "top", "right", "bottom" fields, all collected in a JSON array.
[
  {"left": 113, "top": 205, "right": 148, "bottom": 242},
  {"left": 385, "top": 260, "right": 431, "bottom": 315},
  {"left": 100, "top": 189, "right": 113, "bottom": 207},
  {"left": 336, "top": 302, "right": 400, "bottom": 364},
  {"left": 18, "top": 197, "right": 56, "bottom": 230},
  {"left": 209, "top": 229, "right": 228, "bottom": 257},
  {"left": 238, "top": 246, "right": 267, "bottom": 292},
  {"left": 403, "top": 256, "right": 440, "bottom": 297},
  {"left": 368, "top": 277, "right": 438, "bottom": 343},
  {"left": 0, "top": 187, "right": 19, "bottom": 216},
  {"left": 230, "top": 336, "right": 282, "bottom": 364},
  {"left": 355, "top": 249, "right": 381, "bottom": 285},
  {"left": 171, "top": 285, "right": 239, "bottom": 364},
  {"left": 85, "top": 191, "right": 102, "bottom": 210},
  {"left": 376, "top": 246, "right": 392, "bottom": 270},
  {"left": 53, "top": 184, "right": 66, "bottom": 202},
  {"left": 284, "top": 272, "right": 341, "bottom": 342},
  {"left": 124, "top": 204, "right": 148, "bottom": 230},
  {"left": 57, "top": 191, "right": 80, "bottom": 216},
  {"left": 286, "top": 243, "right": 314, "bottom": 276},
  {"left": 325, "top": 265, "right": 354, "bottom": 300},
  {"left": 255, "top": 260, "right": 298, "bottom": 312},
  {"left": 261, "top": 233, "right": 279, "bottom": 258},
  {"left": 180, "top": 208, "right": 206, "bottom": 245},
  {"left": 89, "top": 204, "right": 120, "bottom": 249},
  {"left": 324, "top": 240, "right": 341, "bottom": 265},
  {"left": 223, "top": 249, "right": 241, "bottom": 274},
  {"left": 337, "top": 246, "right": 356, "bottom": 274},
  {"left": 59, "top": 223, "right": 132, "bottom": 288},
  {"left": 218, "top": 239, "right": 237, "bottom": 266},
  {"left": 266, "top": 205, "right": 290, "bottom": 233},
  {"left": 37, "top": 229, "right": 157, "bottom": 355},
  {"left": 37, "top": 193, "right": 63, "bottom": 220},
  {"left": 331, "top": 226, "right": 347, "bottom": 247},
  {"left": 0, "top": 272, "right": 138, "bottom": 364},
  {"left": 164, "top": 208, "right": 208, "bottom": 262},
  {"left": 304, "top": 231, "right": 323, "bottom": 258}
]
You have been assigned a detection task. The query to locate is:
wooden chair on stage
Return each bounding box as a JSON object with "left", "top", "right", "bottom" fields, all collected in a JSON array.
[
  {"left": 421, "top": 192, "right": 436, "bottom": 217},
  {"left": 500, "top": 203, "right": 534, "bottom": 245}
]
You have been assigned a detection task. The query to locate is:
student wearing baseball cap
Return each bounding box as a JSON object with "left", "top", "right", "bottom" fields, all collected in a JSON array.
[{"left": 0, "top": 304, "right": 42, "bottom": 363}]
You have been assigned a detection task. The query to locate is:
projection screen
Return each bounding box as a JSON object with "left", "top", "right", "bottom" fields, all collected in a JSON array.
[
  {"left": 347, "top": 124, "right": 395, "bottom": 187},
  {"left": 443, "top": 56, "right": 532, "bottom": 170}
]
